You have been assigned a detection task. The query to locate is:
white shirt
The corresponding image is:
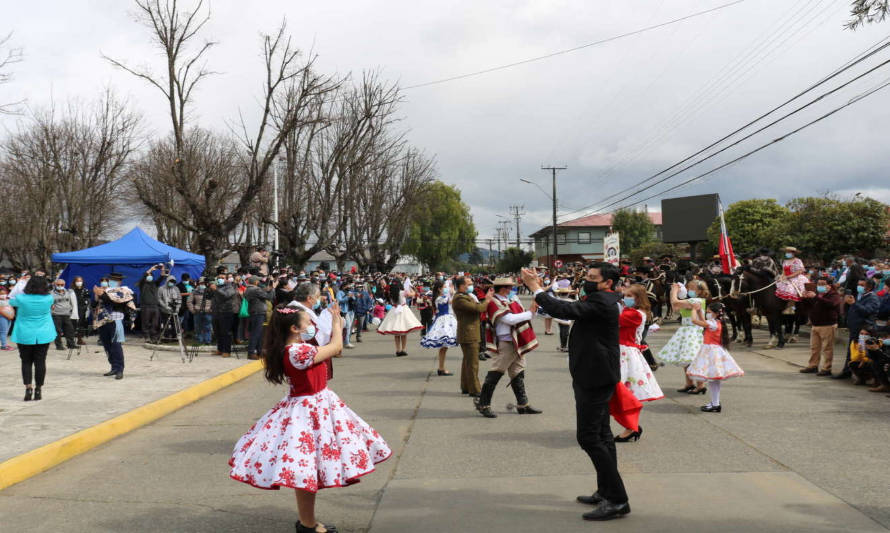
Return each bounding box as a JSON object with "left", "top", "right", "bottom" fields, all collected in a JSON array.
[
  {"left": 492, "top": 294, "right": 532, "bottom": 341},
  {"left": 287, "top": 301, "right": 333, "bottom": 346}
]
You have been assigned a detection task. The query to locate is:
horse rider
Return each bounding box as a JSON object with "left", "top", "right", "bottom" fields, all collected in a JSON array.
[{"left": 750, "top": 247, "right": 778, "bottom": 280}]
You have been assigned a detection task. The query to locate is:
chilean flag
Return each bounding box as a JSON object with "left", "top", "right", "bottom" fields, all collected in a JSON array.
[{"left": 718, "top": 200, "right": 739, "bottom": 274}]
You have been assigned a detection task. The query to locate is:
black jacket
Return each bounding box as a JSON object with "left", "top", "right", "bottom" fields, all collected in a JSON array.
[{"left": 535, "top": 289, "right": 622, "bottom": 391}]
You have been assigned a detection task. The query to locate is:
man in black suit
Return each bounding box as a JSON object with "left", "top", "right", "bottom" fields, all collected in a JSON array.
[{"left": 521, "top": 262, "right": 629, "bottom": 521}]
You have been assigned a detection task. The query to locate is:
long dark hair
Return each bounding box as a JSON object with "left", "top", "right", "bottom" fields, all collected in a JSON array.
[
  {"left": 708, "top": 302, "right": 730, "bottom": 348},
  {"left": 262, "top": 305, "right": 308, "bottom": 385},
  {"left": 388, "top": 279, "right": 401, "bottom": 306},
  {"left": 24, "top": 276, "right": 51, "bottom": 295},
  {"left": 431, "top": 281, "right": 443, "bottom": 303}
]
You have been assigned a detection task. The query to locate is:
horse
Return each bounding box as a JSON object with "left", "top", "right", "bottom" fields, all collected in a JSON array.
[
  {"left": 698, "top": 270, "right": 746, "bottom": 344},
  {"left": 738, "top": 269, "right": 787, "bottom": 349},
  {"left": 643, "top": 271, "right": 668, "bottom": 322}
]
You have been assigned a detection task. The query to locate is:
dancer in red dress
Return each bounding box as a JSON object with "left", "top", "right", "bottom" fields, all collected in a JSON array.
[{"left": 229, "top": 301, "right": 391, "bottom": 533}]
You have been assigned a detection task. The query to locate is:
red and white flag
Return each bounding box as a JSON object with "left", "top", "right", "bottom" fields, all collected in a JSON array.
[{"left": 718, "top": 201, "right": 739, "bottom": 274}]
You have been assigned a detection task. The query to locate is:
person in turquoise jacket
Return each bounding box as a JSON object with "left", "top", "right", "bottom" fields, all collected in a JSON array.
[{"left": 10, "top": 275, "right": 55, "bottom": 401}]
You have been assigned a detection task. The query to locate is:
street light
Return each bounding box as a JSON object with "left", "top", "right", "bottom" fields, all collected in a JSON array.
[{"left": 520, "top": 178, "right": 552, "bottom": 200}]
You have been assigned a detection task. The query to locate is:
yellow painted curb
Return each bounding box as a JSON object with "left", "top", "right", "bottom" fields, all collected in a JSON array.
[{"left": 0, "top": 360, "right": 263, "bottom": 491}]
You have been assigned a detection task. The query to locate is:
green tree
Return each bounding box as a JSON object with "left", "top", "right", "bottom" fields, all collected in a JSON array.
[
  {"left": 706, "top": 199, "right": 790, "bottom": 256},
  {"left": 785, "top": 196, "right": 890, "bottom": 262},
  {"left": 610, "top": 208, "right": 655, "bottom": 253},
  {"left": 628, "top": 242, "right": 684, "bottom": 265},
  {"left": 496, "top": 247, "right": 534, "bottom": 273},
  {"left": 402, "top": 181, "right": 476, "bottom": 271}
]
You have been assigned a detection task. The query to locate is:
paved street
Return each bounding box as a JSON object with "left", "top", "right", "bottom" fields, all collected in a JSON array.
[{"left": 1, "top": 311, "right": 889, "bottom": 532}]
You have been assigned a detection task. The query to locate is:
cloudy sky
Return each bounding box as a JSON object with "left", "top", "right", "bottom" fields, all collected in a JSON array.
[{"left": 3, "top": 0, "right": 889, "bottom": 245}]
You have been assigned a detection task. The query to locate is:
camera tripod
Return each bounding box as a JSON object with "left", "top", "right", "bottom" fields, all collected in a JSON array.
[{"left": 150, "top": 312, "right": 197, "bottom": 363}]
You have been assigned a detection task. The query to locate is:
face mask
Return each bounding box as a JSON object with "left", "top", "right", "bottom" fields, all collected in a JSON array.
[
  {"left": 622, "top": 296, "right": 635, "bottom": 307},
  {"left": 466, "top": 284, "right": 474, "bottom": 293},
  {"left": 75, "top": 282, "right": 82, "bottom": 288},
  {"left": 816, "top": 286, "right": 828, "bottom": 293},
  {"left": 883, "top": 339, "right": 890, "bottom": 347},
  {"left": 301, "top": 325, "right": 317, "bottom": 342},
  {"left": 582, "top": 280, "right": 599, "bottom": 295},
  {"left": 442, "top": 288, "right": 450, "bottom": 296},
  {"left": 145, "top": 275, "right": 154, "bottom": 282},
  {"left": 55, "top": 285, "right": 65, "bottom": 291},
  {"left": 437, "top": 276, "right": 443, "bottom": 281},
  {"left": 857, "top": 286, "right": 865, "bottom": 294},
  {"left": 313, "top": 300, "right": 321, "bottom": 311},
  {"left": 100, "top": 281, "right": 109, "bottom": 288},
  {"left": 785, "top": 252, "right": 793, "bottom": 259},
  {"left": 687, "top": 290, "right": 697, "bottom": 299},
  {"left": 216, "top": 279, "right": 225, "bottom": 286},
  {"left": 168, "top": 281, "right": 176, "bottom": 286},
  {"left": 109, "top": 281, "right": 120, "bottom": 288},
  {"left": 198, "top": 285, "right": 206, "bottom": 290}
]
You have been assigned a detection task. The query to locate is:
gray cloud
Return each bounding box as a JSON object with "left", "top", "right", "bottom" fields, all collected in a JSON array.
[{"left": 3, "top": 0, "right": 888, "bottom": 245}]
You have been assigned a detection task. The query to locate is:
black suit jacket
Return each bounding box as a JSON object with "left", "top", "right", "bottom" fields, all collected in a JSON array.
[{"left": 535, "top": 290, "right": 621, "bottom": 391}]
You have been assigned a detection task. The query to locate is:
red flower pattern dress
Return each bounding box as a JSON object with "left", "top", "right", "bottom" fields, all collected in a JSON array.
[
  {"left": 619, "top": 307, "right": 664, "bottom": 402},
  {"left": 229, "top": 343, "right": 391, "bottom": 492}
]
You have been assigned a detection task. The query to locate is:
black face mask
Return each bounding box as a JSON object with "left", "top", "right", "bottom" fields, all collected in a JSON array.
[{"left": 583, "top": 280, "right": 600, "bottom": 295}]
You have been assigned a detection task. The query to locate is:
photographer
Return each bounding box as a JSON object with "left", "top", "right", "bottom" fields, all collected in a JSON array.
[
  {"left": 244, "top": 276, "right": 276, "bottom": 359},
  {"left": 836, "top": 279, "right": 880, "bottom": 380},
  {"left": 864, "top": 327, "right": 890, "bottom": 393},
  {"left": 138, "top": 264, "right": 165, "bottom": 343},
  {"left": 249, "top": 246, "right": 270, "bottom": 276}
]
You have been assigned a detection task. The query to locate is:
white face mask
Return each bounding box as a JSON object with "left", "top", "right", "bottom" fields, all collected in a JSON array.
[
  {"left": 75, "top": 281, "right": 83, "bottom": 288},
  {"left": 300, "top": 325, "right": 317, "bottom": 342}
]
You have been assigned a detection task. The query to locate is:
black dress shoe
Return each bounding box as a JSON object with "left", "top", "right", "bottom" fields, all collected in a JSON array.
[
  {"left": 576, "top": 491, "right": 604, "bottom": 505},
  {"left": 467, "top": 392, "right": 479, "bottom": 398},
  {"left": 437, "top": 369, "right": 453, "bottom": 376},
  {"left": 477, "top": 406, "right": 497, "bottom": 418},
  {"left": 24, "top": 388, "right": 32, "bottom": 401},
  {"left": 676, "top": 385, "right": 695, "bottom": 393},
  {"left": 34, "top": 388, "right": 42, "bottom": 401},
  {"left": 700, "top": 404, "right": 721, "bottom": 413},
  {"left": 582, "top": 499, "right": 631, "bottom": 521},
  {"left": 516, "top": 405, "right": 542, "bottom": 414},
  {"left": 103, "top": 370, "right": 116, "bottom": 376},
  {"left": 395, "top": 351, "right": 408, "bottom": 357},
  {"left": 115, "top": 372, "right": 124, "bottom": 380}
]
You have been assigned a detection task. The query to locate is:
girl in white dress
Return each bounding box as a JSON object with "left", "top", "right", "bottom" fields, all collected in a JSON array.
[
  {"left": 615, "top": 284, "right": 664, "bottom": 442},
  {"left": 377, "top": 281, "right": 422, "bottom": 357},
  {"left": 687, "top": 302, "right": 744, "bottom": 412}
]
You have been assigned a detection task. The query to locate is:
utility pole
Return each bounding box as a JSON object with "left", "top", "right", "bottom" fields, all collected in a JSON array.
[
  {"left": 487, "top": 238, "right": 494, "bottom": 270},
  {"left": 509, "top": 204, "right": 525, "bottom": 249},
  {"left": 541, "top": 165, "right": 566, "bottom": 269},
  {"left": 498, "top": 220, "right": 511, "bottom": 258}
]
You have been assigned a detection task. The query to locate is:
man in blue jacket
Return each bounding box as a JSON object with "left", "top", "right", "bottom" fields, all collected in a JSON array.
[
  {"left": 353, "top": 284, "right": 373, "bottom": 343},
  {"left": 835, "top": 278, "right": 880, "bottom": 380}
]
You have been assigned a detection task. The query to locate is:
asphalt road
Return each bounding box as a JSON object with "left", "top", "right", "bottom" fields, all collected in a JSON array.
[{"left": 1, "top": 310, "right": 888, "bottom": 532}]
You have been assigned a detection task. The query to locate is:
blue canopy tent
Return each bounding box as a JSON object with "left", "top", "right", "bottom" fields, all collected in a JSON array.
[{"left": 51, "top": 227, "right": 206, "bottom": 299}]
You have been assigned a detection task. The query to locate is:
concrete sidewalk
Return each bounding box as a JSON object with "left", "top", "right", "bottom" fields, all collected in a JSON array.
[{"left": 0, "top": 338, "right": 253, "bottom": 463}]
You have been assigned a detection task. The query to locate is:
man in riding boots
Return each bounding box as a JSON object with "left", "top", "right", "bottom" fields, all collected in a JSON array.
[{"left": 475, "top": 276, "right": 542, "bottom": 419}]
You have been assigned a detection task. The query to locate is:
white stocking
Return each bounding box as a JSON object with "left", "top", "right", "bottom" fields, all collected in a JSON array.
[{"left": 709, "top": 380, "right": 722, "bottom": 406}]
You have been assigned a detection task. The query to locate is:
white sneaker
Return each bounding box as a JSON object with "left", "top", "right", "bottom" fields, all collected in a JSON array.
[{"left": 345, "top": 344, "right": 355, "bottom": 349}]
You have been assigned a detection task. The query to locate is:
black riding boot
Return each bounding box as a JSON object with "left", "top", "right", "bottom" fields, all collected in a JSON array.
[
  {"left": 476, "top": 371, "right": 502, "bottom": 418},
  {"left": 511, "top": 371, "right": 542, "bottom": 414}
]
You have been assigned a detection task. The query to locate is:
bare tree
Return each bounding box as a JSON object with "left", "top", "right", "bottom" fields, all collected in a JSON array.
[
  {"left": 0, "top": 32, "right": 23, "bottom": 114},
  {"left": 0, "top": 92, "right": 140, "bottom": 268},
  {"left": 847, "top": 0, "right": 890, "bottom": 29}
]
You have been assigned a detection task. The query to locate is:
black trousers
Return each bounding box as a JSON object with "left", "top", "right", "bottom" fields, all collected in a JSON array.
[
  {"left": 559, "top": 324, "right": 570, "bottom": 349},
  {"left": 247, "top": 313, "right": 265, "bottom": 355},
  {"left": 215, "top": 312, "right": 235, "bottom": 353},
  {"left": 52, "top": 315, "right": 76, "bottom": 348},
  {"left": 142, "top": 305, "right": 161, "bottom": 339},
  {"left": 354, "top": 314, "right": 366, "bottom": 340},
  {"left": 99, "top": 322, "right": 125, "bottom": 373},
  {"left": 20, "top": 343, "right": 49, "bottom": 387},
  {"left": 573, "top": 382, "right": 628, "bottom": 505}
]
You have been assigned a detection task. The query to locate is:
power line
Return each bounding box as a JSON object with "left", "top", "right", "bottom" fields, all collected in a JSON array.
[
  {"left": 579, "top": 0, "right": 831, "bottom": 196},
  {"left": 402, "top": 0, "right": 747, "bottom": 90},
  {"left": 560, "top": 33, "right": 890, "bottom": 218},
  {"left": 610, "top": 75, "right": 890, "bottom": 212}
]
